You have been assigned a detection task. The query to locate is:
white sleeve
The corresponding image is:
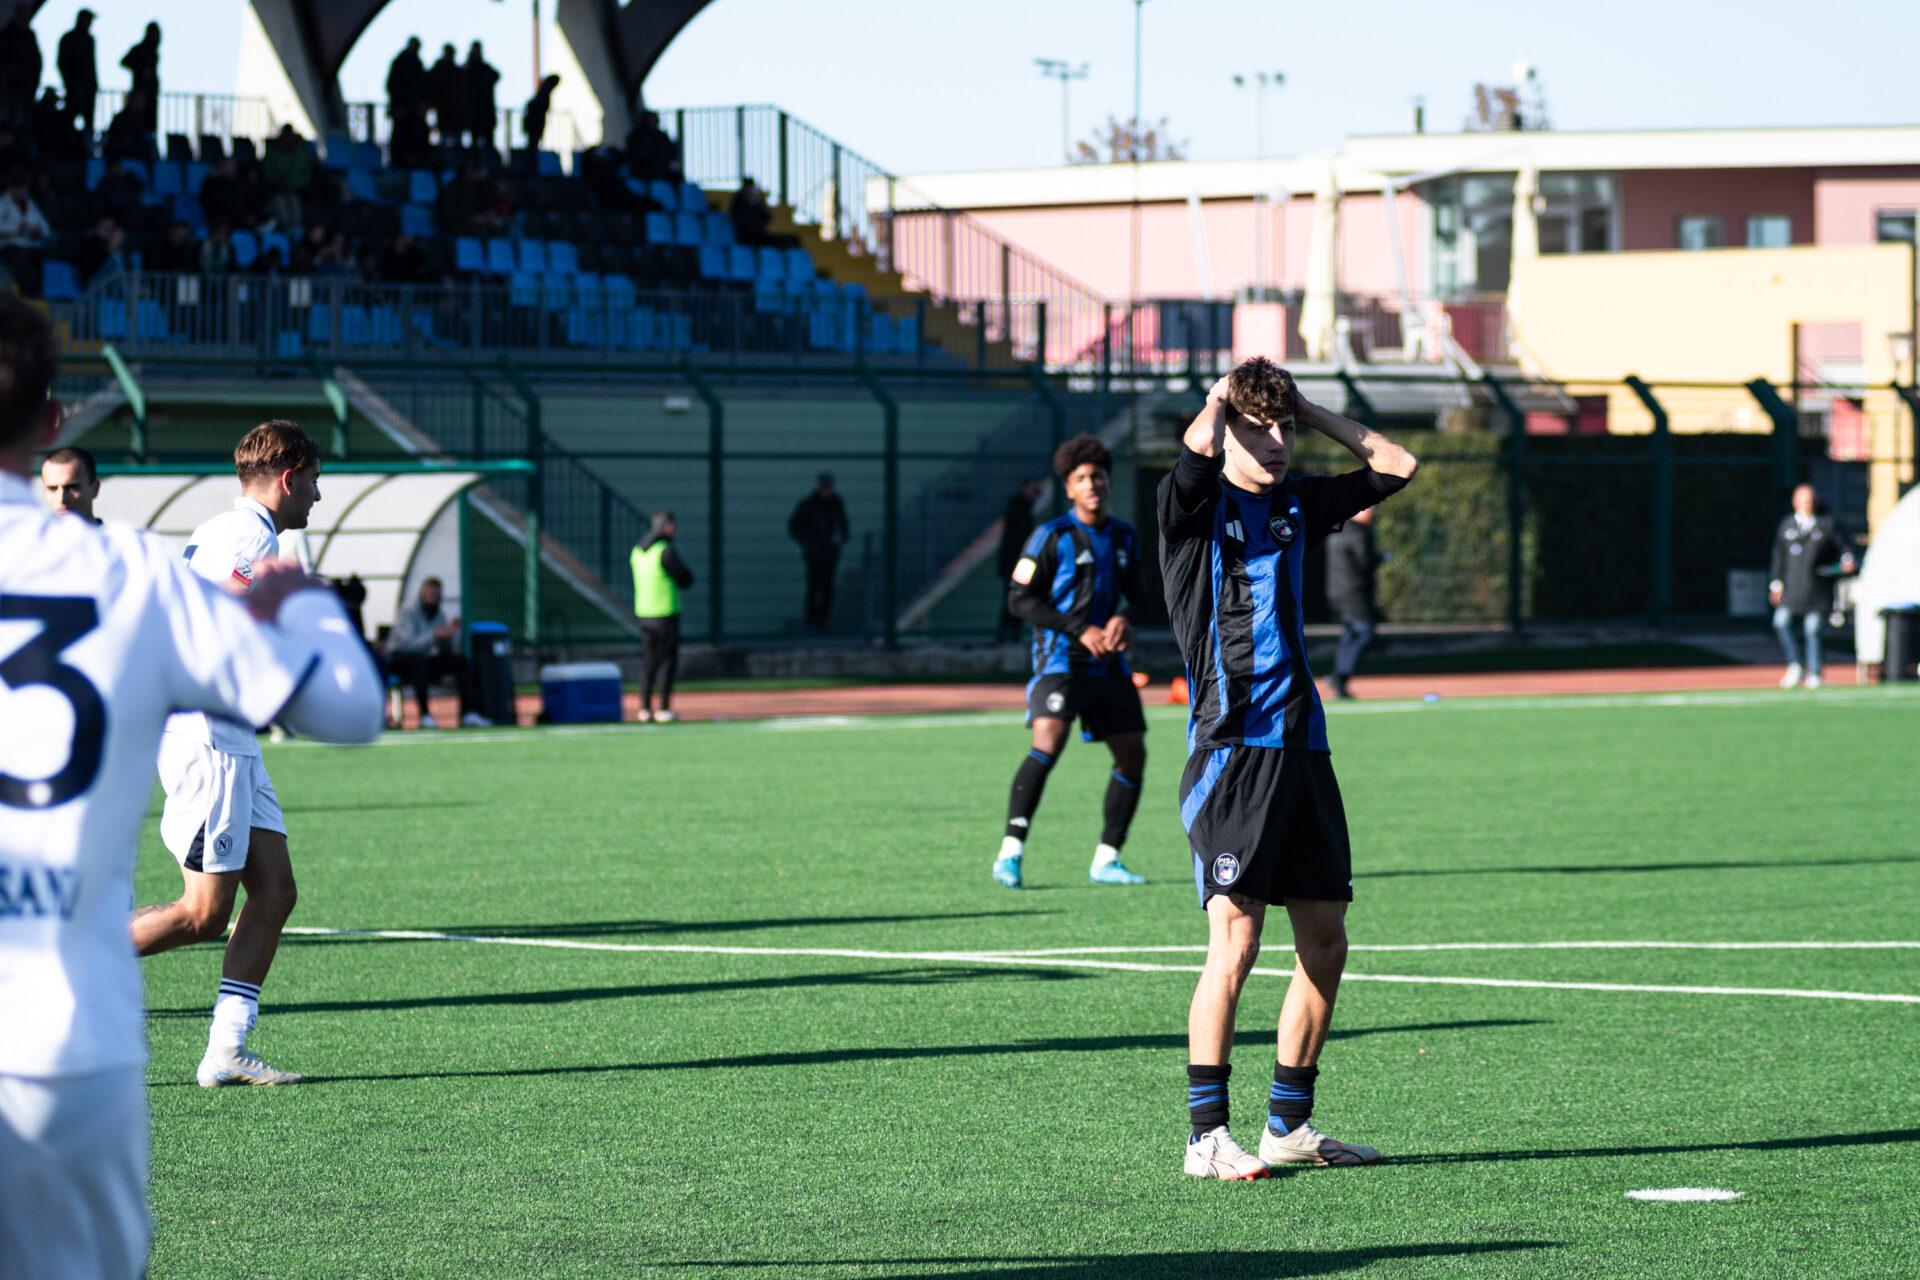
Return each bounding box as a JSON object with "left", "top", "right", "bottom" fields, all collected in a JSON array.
[{"left": 270, "top": 591, "right": 386, "bottom": 745}]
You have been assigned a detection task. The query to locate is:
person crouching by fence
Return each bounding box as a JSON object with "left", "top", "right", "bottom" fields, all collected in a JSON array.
[{"left": 632, "top": 510, "right": 695, "bottom": 723}]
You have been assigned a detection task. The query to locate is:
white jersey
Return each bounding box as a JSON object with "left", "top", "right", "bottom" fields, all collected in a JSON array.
[
  {"left": 162, "top": 496, "right": 281, "bottom": 757},
  {"left": 0, "top": 471, "right": 318, "bottom": 1077}
]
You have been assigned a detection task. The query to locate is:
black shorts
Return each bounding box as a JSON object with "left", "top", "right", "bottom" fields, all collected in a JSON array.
[
  {"left": 1026, "top": 671, "right": 1146, "bottom": 742},
  {"left": 1179, "top": 745, "right": 1352, "bottom": 908}
]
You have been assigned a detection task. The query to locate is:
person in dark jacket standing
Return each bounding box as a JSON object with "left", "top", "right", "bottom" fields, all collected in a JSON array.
[
  {"left": 428, "top": 44, "right": 464, "bottom": 145},
  {"left": 1323, "top": 504, "right": 1384, "bottom": 699},
  {"left": 1769, "top": 482, "right": 1853, "bottom": 689},
  {"left": 386, "top": 37, "right": 428, "bottom": 124},
  {"left": 57, "top": 10, "right": 96, "bottom": 139},
  {"left": 524, "top": 74, "right": 560, "bottom": 150},
  {"left": 120, "top": 24, "right": 160, "bottom": 135},
  {"left": 996, "top": 477, "right": 1046, "bottom": 642},
  {"left": 631, "top": 510, "right": 695, "bottom": 723},
  {"left": 789, "top": 472, "right": 849, "bottom": 631},
  {"left": 0, "top": 11, "right": 41, "bottom": 130},
  {"left": 462, "top": 42, "right": 499, "bottom": 150}
]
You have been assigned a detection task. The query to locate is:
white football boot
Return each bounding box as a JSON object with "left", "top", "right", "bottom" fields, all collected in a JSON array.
[
  {"left": 1779, "top": 664, "right": 1803, "bottom": 690},
  {"left": 197, "top": 1047, "right": 304, "bottom": 1088},
  {"left": 1184, "top": 1126, "right": 1270, "bottom": 1180},
  {"left": 1259, "top": 1121, "right": 1381, "bottom": 1168}
]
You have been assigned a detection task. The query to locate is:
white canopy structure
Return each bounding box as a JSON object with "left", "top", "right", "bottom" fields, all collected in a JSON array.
[
  {"left": 1297, "top": 163, "right": 1342, "bottom": 363},
  {"left": 1852, "top": 483, "right": 1920, "bottom": 665},
  {"left": 1506, "top": 162, "right": 1540, "bottom": 373},
  {"left": 96, "top": 470, "right": 484, "bottom": 638}
]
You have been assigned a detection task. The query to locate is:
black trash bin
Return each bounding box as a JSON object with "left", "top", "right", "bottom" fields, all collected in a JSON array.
[
  {"left": 1882, "top": 607, "right": 1920, "bottom": 683},
  {"left": 468, "top": 621, "right": 516, "bottom": 724}
]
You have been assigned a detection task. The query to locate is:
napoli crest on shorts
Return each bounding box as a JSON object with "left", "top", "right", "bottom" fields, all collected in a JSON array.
[
  {"left": 1268, "top": 515, "right": 1297, "bottom": 545},
  {"left": 1210, "top": 852, "right": 1242, "bottom": 885},
  {"left": 1046, "top": 691, "right": 1066, "bottom": 714},
  {"left": 215, "top": 833, "right": 233, "bottom": 857}
]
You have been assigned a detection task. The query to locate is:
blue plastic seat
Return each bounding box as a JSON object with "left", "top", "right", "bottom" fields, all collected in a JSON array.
[
  {"left": 509, "top": 271, "right": 540, "bottom": 307},
  {"left": 454, "top": 236, "right": 485, "bottom": 274},
  {"left": 260, "top": 231, "right": 292, "bottom": 262},
  {"left": 346, "top": 168, "right": 378, "bottom": 203},
  {"left": 408, "top": 169, "right": 438, "bottom": 204},
  {"left": 643, "top": 211, "right": 671, "bottom": 244},
  {"left": 231, "top": 230, "right": 259, "bottom": 268},
  {"left": 627, "top": 306, "right": 654, "bottom": 352},
  {"left": 756, "top": 247, "right": 785, "bottom": 281},
  {"left": 784, "top": 248, "right": 813, "bottom": 282},
  {"left": 341, "top": 305, "right": 372, "bottom": 346},
  {"left": 704, "top": 213, "right": 733, "bottom": 245},
  {"left": 150, "top": 162, "right": 182, "bottom": 197},
  {"left": 678, "top": 183, "right": 706, "bottom": 213},
  {"left": 353, "top": 141, "right": 382, "bottom": 170},
  {"left": 518, "top": 239, "right": 548, "bottom": 273},
  {"left": 536, "top": 150, "right": 562, "bottom": 177},
  {"left": 185, "top": 162, "right": 209, "bottom": 195},
  {"left": 603, "top": 274, "right": 635, "bottom": 309},
  {"left": 97, "top": 298, "right": 129, "bottom": 339},
  {"left": 42, "top": 260, "right": 80, "bottom": 301},
  {"left": 696, "top": 245, "right": 727, "bottom": 280},
  {"left": 122, "top": 158, "right": 149, "bottom": 185},
  {"left": 322, "top": 136, "right": 353, "bottom": 169},
  {"left": 400, "top": 204, "right": 435, "bottom": 238},
  {"left": 726, "top": 246, "right": 755, "bottom": 282},
  {"left": 672, "top": 213, "right": 701, "bottom": 247},
  {"left": 546, "top": 242, "right": 579, "bottom": 276},
  {"left": 306, "top": 304, "right": 332, "bottom": 343},
  {"left": 486, "top": 238, "right": 516, "bottom": 275},
  {"left": 541, "top": 274, "right": 571, "bottom": 311},
  {"left": 172, "top": 195, "right": 205, "bottom": 232},
  {"left": 647, "top": 180, "right": 676, "bottom": 209},
  {"left": 84, "top": 158, "right": 104, "bottom": 190},
  {"left": 273, "top": 329, "right": 303, "bottom": 359},
  {"left": 369, "top": 305, "right": 403, "bottom": 345}
]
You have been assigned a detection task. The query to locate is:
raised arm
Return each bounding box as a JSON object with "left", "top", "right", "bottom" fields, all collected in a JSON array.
[
  {"left": 1298, "top": 391, "right": 1419, "bottom": 480},
  {"left": 1182, "top": 374, "right": 1235, "bottom": 457}
]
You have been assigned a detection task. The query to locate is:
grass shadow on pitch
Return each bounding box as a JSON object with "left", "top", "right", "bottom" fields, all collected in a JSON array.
[
  {"left": 231, "top": 1018, "right": 1541, "bottom": 1086},
  {"left": 274, "top": 909, "right": 1061, "bottom": 945},
  {"left": 144, "top": 964, "right": 1089, "bottom": 1021},
  {"left": 277, "top": 800, "right": 480, "bottom": 815},
  {"left": 660, "top": 1241, "right": 1559, "bottom": 1277},
  {"left": 1389, "top": 1125, "right": 1920, "bottom": 1167},
  {"left": 1366, "top": 851, "right": 1920, "bottom": 879}
]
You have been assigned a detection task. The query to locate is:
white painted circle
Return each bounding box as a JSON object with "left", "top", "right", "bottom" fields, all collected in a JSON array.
[{"left": 1626, "top": 1188, "right": 1744, "bottom": 1203}]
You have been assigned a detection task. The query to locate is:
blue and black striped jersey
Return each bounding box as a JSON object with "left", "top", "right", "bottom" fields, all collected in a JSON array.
[
  {"left": 1158, "top": 448, "right": 1407, "bottom": 752},
  {"left": 1007, "top": 513, "right": 1147, "bottom": 679}
]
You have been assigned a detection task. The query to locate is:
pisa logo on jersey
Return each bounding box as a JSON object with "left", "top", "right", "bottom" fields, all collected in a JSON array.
[{"left": 1268, "top": 515, "right": 1297, "bottom": 545}]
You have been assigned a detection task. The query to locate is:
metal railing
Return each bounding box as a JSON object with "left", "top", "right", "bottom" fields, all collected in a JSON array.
[
  {"left": 666, "top": 105, "right": 1109, "bottom": 366},
  {"left": 342, "top": 101, "right": 591, "bottom": 159},
  {"left": 93, "top": 88, "right": 280, "bottom": 152}
]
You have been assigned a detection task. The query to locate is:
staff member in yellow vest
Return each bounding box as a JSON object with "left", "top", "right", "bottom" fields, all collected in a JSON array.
[{"left": 631, "top": 509, "right": 695, "bottom": 723}]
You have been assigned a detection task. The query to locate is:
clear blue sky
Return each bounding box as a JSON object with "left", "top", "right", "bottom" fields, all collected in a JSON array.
[{"left": 31, "top": 0, "right": 1920, "bottom": 173}]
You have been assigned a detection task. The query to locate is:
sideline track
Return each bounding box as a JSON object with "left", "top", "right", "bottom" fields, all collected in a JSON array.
[{"left": 277, "top": 928, "right": 1920, "bottom": 1006}]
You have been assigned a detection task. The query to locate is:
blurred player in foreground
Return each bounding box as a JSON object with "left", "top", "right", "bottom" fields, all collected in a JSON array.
[
  {"left": 129, "top": 419, "right": 328, "bottom": 1086},
  {"left": 0, "top": 296, "right": 383, "bottom": 1278},
  {"left": 995, "top": 433, "right": 1150, "bottom": 889},
  {"left": 1159, "top": 358, "right": 1418, "bottom": 1179}
]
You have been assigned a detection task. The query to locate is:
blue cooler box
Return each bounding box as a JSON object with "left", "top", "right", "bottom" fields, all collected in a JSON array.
[{"left": 540, "top": 662, "right": 624, "bottom": 724}]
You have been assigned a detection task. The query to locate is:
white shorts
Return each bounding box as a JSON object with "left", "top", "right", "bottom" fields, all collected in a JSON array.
[
  {"left": 157, "top": 735, "right": 285, "bottom": 874},
  {"left": 0, "top": 1067, "right": 150, "bottom": 1280}
]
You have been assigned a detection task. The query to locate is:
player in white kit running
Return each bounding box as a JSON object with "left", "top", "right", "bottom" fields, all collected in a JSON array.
[
  {"left": 0, "top": 297, "right": 384, "bottom": 1278},
  {"left": 129, "top": 419, "right": 328, "bottom": 1086}
]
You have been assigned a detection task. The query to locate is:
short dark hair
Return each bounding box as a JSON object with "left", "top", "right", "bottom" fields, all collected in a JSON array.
[
  {"left": 1226, "top": 356, "right": 1297, "bottom": 424},
  {"left": 234, "top": 419, "right": 321, "bottom": 484},
  {"left": 422, "top": 576, "right": 443, "bottom": 590},
  {"left": 1052, "top": 433, "right": 1111, "bottom": 481},
  {"left": 43, "top": 445, "right": 96, "bottom": 484},
  {"left": 0, "top": 295, "right": 55, "bottom": 450}
]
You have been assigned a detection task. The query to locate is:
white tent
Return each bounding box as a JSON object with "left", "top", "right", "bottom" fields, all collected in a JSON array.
[
  {"left": 95, "top": 470, "right": 483, "bottom": 638},
  {"left": 1297, "top": 162, "right": 1341, "bottom": 363},
  {"left": 1506, "top": 163, "right": 1540, "bottom": 372},
  {"left": 1852, "top": 483, "right": 1920, "bottom": 665}
]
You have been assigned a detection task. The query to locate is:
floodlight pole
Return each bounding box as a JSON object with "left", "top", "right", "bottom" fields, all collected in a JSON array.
[
  {"left": 1034, "top": 58, "right": 1090, "bottom": 163},
  {"left": 1231, "top": 71, "right": 1282, "bottom": 296}
]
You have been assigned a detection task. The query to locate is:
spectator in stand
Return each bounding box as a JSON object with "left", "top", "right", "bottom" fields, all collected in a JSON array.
[
  {"left": 477, "top": 176, "right": 512, "bottom": 235},
  {"left": 386, "top": 37, "right": 428, "bottom": 124},
  {"left": 437, "top": 165, "right": 485, "bottom": 238},
  {"left": 312, "top": 231, "right": 354, "bottom": 279},
  {"left": 291, "top": 224, "right": 327, "bottom": 274},
  {"left": 32, "top": 89, "right": 85, "bottom": 162},
  {"left": 143, "top": 219, "right": 197, "bottom": 273},
  {"left": 0, "top": 11, "right": 40, "bottom": 130},
  {"left": 102, "top": 91, "right": 156, "bottom": 164},
  {"left": 624, "top": 109, "right": 681, "bottom": 181},
  {"left": 57, "top": 10, "right": 97, "bottom": 139},
  {"left": 77, "top": 214, "right": 128, "bottom": 285},
  {"left": 428, "top": 44, "right": 463, "bottom": 146},
  {"left": 995, "top": 477, "right": 1047, "bottom": 642},
  {"left": 198, "top": 224, "right": 234, "bottom": 275},
  {"left": 249, "top": 245, "right": 287, "bottom": 278},
  {"left": 95, "top": 157, "right": 145, "bottom": 220},
  {"left": 631, "top": 510, "right": 695, "bottom": 723},
  {"left": 0, "top": 123, "right": 27, "bottom": 180},
  {"left": 462, "top": 42, "right": 499, "bottom": 150},
  {"left": 788, "top": 472, "right": 849, "bottom": 631},
  {"left": 386, "top": 577, "right": 489, "bottom": 729},
  {"left": 730, "top": 177, "right": 774, "bottom": 246},
  {"left": 524, "top": 73, "right": 560, "bottom": 150},
  {"left": 120, "top": 24, "right": 161, "bottom": 134},
  {"left": 375, "top": 232, "right": 430, "bottom": 285},
  {"left": 263, "top": 125, "right": 313, "bottom": 234},
  {"left": 0, "top": 170, "right": 48, "bottom": 294},
  {"left": 197, "top": 156, "right": 246, "bottom": 230}
]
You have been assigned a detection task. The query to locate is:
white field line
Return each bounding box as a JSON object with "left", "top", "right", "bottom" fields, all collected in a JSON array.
[
  {"left": 267, "top": 686, "right": 1920, "bottom": 749},
  {"left": 978, "top": 941, "right": 1920, "bottom": 956},
  {"left": 277, "top": 928, "right": 1920, "bottom": 1006}
]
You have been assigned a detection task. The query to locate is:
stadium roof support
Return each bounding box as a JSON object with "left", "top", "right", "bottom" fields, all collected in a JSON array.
[{"left": 246, "top": 0, "right": 364, "bottom": 135}]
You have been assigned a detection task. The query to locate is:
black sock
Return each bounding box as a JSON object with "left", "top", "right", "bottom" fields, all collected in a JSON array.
[
  {"left": 1268, "top": 1061, "right": 1318, "bottom": 1134},
  {"left": 1005, "top": 748, "right": 1055, "bottom": 842},
  {"left": 1100, "top": 767, "right": 1142, "bottom": 847},
  {"left": 1187, "top": 1062, "right": 1231, "bottom": 1138}
]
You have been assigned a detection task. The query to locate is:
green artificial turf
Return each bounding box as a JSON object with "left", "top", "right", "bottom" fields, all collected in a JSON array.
[{"left": 134, "top": 687, "right": 1920, "bottom": 1279}]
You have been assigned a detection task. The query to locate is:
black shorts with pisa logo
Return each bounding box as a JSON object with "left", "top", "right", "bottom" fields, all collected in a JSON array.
[
  {"left": 1179, "top": 745, "right": 1352, "bottom": 908},
  {"left": 1025, "top": 671, "right": 1146, "bottom": 742}
]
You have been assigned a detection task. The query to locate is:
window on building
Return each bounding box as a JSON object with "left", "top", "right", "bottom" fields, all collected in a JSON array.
[
  {"left": 1425, "top": 171, "right": 1618, "bottom": 295},
  {"left": 1746, "top": 215, "right": 1791, "bottom": 248},
  {"left": 1876, "top": 211, "right": 1917, "bottom": 244},
  {"left": 1677, "top": 216, "right": 1724, "bottom": 250}
]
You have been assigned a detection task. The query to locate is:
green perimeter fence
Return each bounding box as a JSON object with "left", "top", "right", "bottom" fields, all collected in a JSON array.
[{"left": 68, "top": 351, "right": 1917, "bottom": 651}]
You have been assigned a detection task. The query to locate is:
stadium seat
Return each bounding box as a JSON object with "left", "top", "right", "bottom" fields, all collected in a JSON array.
[
  {"left": 122, "top": 158, "right": 149, "bottom": 185},
  {"left": 408, "top": 169, "right": 438, "bottom": 204},
  {"left": 727, "top": 245, "right": 755, "bottom": 282},
  {"left": 546, "top": 241, "right": 579, "bottom": 276},
  {"left": 643, "top": 211, "right": 671, "bottom": 245},
  {"left": 454, "top": 236, "right": 485, "bottom": 274},
  {"left": 341, "top": 304, "right": 372, "bottom": 346},
  {"left": 185, "top": 162, "right": 210, "bottom": 196},
  {"left": 306, "top": 304, "right": 332, "bottom": 344},
  {"left": 42, "top": 260, "right": 79, "bottom": 301},
  {"left": 536, "top": 150, "right": 563, "bottom": 177},
  {"left": 486, "top": 238, "right": 516, "bottom": 275},
  {"left": 697, "top": 245, "right": 727, "bottom": 280},
  {"left": 260, "top": 230, "right": 292, "bottom": 262},
  {"left": 896, "top": 313, "right": 919, "bottom": 354},
  {"left": 353, "top": 141, "right": 382, "bottom": 171},
  {"left": 756, "top": 247, "right": 785, "bottom": 282},
  {"left": 172, "top": 195, "right": 205, "bottom": 232},
  {"left": 166, "top": 134, "right": 194, "bottom": 165},
  {"left": 346, "top": 169, "right": 379, "bottom": 204},
  {"left": 231, "top": 230, "right": 258, "bottom": 268},
  {"left": 673, "top": 213, "right": 702, "bottom": 247},
  {"left": 518, "top": 239, "right": 548, "bottom": 273},
  {"left": 647, "top": 179, "right": 676, "bottom": 209},
  {"left": 678, "top": 183, "right": 706, "bottom": 213},
  {"left": 400, "top": 204, "right": 436, "bottom": 239},
  {"left": 369, "top": 305, "right": 403, "bottom": 345},
  {"left": 322, "top": 136, "right": 353, "bottom": 169},
  {"left": 84, "top": 158, "right": 103, "bottom": 190},
  {"left": 198, "top": 134, "right": 227, "bottom": 164},
  {"left": 785, "top": 248, "right": 814, "bottom": 283},
  {"left": 509, "top": 271, "right": 540, "bottom": 308},
  {"left": 541, "top": 274, "right": 572, "bottom": 312},
  {"left": 272, "top": 328, "right": 301, "bottom": 358},
  {"left": 704, "top": 212, "right": 734, "bottom": 245},
  {"left": 150, "top": 162, "right": 182, "bottom": 197},
  {"left": 603, "top": 273, "right": 636, "bottom": 309}
]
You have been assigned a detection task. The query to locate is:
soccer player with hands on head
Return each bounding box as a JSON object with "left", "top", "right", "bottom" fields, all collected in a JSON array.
[
  {"left": 995, "top": 433, "right": 1152, "bottom": 890},
  {"left": 1159, "top": 357, "right": 1418, "bottom": 1179},
  {"left": 0, "top": 295, "right": 383, "bottom": 1279}
]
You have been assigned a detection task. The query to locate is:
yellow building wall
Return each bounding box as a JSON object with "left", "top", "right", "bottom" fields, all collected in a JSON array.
[{"left": 1511, "top": 243, "right": 1917, "bottom": 527}]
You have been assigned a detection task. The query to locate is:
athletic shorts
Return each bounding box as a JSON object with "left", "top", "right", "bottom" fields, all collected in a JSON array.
[
  {"left": 1178, "top": 745, "right": 1352, "bottom": 908},
  {"left": 0, "top": 1067, "right": 149, "bottom": 1280},
  {"left": 157, "top": 734, "right": 285, "bottom": 874},
  {"left": 1026, "top": 670, "right": 1146, "bottom": 742}
]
